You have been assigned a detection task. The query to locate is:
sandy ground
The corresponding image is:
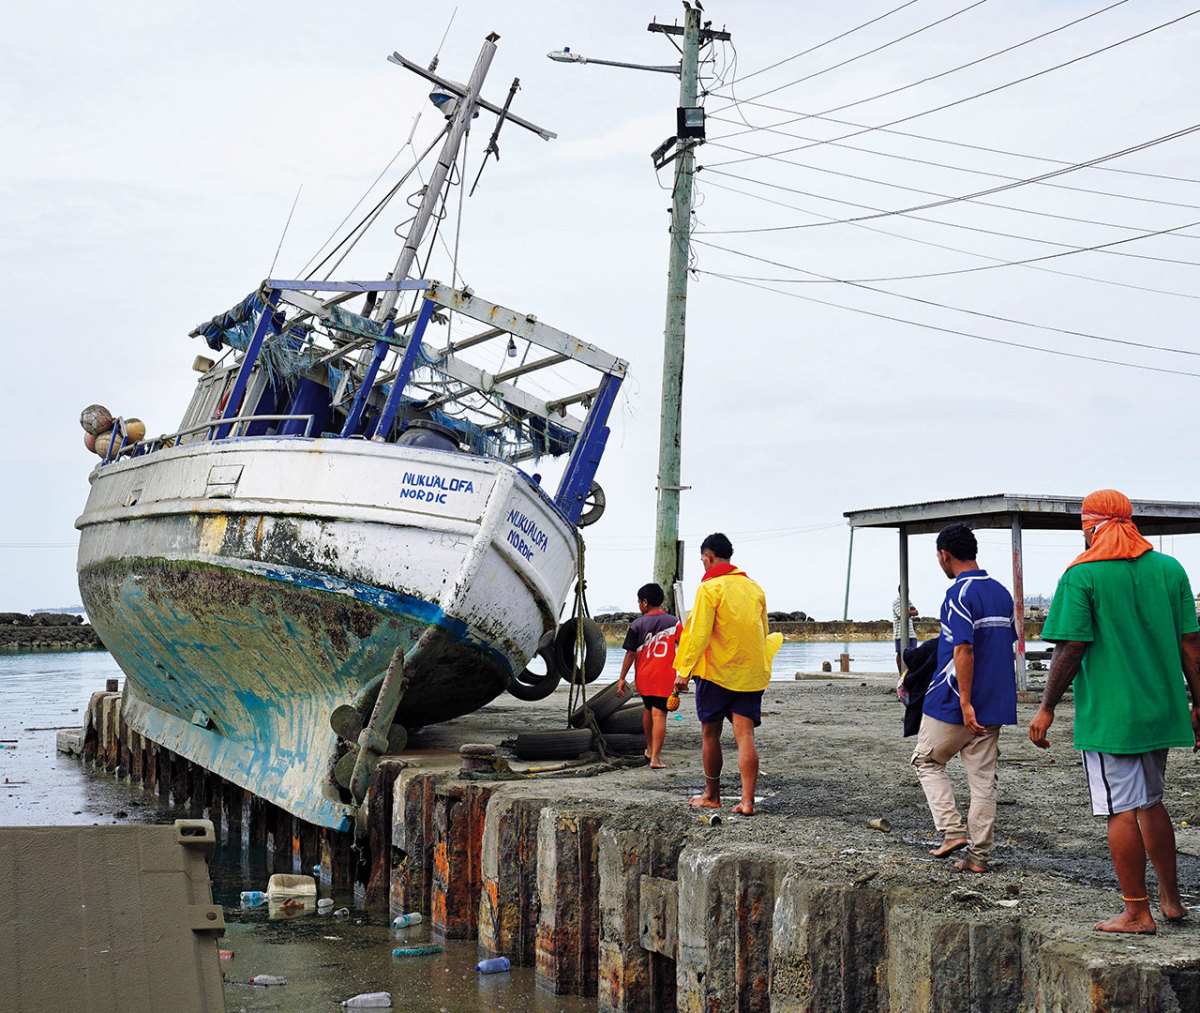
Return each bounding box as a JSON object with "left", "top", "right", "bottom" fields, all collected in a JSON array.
[{"left": 409, "top": 669, "right": 1200, "bottom": 961}]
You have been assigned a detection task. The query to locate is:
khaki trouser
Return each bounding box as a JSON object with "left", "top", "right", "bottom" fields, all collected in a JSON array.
[{"left": 910, "top": 714, "right": 1001, "bottom": 868}]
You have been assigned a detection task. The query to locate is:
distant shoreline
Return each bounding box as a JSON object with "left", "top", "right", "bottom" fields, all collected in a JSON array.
[
  {"left": 0, "top": 613, "right": 104, "bottom": 652},
  {"left": 599, "top": 619, "right": 1045, "bottom": 644}
]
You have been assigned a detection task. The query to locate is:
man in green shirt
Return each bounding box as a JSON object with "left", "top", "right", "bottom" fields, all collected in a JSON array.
[{"left": 1029, "top": 489, "right": 1200, "bottom": 934}]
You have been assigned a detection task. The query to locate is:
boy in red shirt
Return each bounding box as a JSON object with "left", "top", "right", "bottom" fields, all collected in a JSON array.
[{"left": 616, "top": 583, "right": 681, "bottom": 768}]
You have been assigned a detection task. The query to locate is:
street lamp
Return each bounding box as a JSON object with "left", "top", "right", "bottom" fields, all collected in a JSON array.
[
  {"left": 546, "top": 47, "right": 680, "bottom": 74},
  {"left": 548, "top": 10, "right": 715, "bottom": 612}
]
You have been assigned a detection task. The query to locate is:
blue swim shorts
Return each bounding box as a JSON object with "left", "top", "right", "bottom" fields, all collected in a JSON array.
[{"left": 694, "top": 679, "right": 763, "bottom": 727}]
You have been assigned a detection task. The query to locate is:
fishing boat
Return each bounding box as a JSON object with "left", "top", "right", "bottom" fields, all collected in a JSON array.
[{"left": 75, "top": 35, "right": 626, "bottom": 832}]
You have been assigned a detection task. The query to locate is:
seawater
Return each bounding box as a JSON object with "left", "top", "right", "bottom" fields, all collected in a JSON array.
[
  {"left": 594, "top": 637, "right": 901, "bottom": 682},
  {"left": 0, "top": 649, "right": 596, "bottom": 1013}
]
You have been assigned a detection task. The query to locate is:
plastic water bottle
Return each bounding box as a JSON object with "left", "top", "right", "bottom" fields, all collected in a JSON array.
[
  {"left": 248, "top": 974, "right": 287, "bottom": 986},
  {"left": 476, "top": 956, "right": 511, "bottom": 974},
  {"left": 240, "top": 891, "right": 268, "bottom": 907},
  {"left": 317, "top": 898, "right": 334, "bottom": 911},
  {"left": 333, "top": 907, "right": 351, "bottom": 918},
  {"left": 392, "top": 945, "right": 443, "bottom": 957},
  {"left": 342, "top": 992, "right": 393, "bottom": 1008},
  {"left": 391, "top": 912, "right": 422, "bottom": 928}
]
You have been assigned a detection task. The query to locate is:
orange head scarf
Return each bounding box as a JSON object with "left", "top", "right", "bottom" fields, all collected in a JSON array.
[{"left": 1067, "top": 489, "right": 1154, "bottom": 570}]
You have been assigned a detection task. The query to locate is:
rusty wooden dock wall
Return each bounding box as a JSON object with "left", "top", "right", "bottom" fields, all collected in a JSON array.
[{"left": 71, "top": 690, "right": 1200, "bottom": 1012}]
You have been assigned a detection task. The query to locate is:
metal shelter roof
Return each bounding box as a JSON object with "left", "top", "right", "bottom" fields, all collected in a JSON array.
[{"left": 844, "top": 493, "right": 1200, "bottom": 537}]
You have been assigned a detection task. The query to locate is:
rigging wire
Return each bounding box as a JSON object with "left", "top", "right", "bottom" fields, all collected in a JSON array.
[
  {"left": 709, "top": 8, "right": 1200, "bottom": 168},
  {"left": 711, "top": 0, "right": 1130, "bottom": 120},
  {"left": 701, "top": 271, "right": 1200, "bottom": 379},
  {"left": 698, "top": 174, "right": 1200, "bottom": 302},
  {"left": 699, "top": 122, "right": 1200, "bottom": 233}
]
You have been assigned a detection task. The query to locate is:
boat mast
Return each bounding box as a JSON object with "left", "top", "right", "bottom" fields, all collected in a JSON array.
[{"left": 373, "top": 34, "right": 499, "bottom": 323}]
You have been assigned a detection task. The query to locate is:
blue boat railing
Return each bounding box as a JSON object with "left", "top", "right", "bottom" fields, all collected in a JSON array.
[{"left": 99, "top": 414, "right": 317, "bottom": 466}]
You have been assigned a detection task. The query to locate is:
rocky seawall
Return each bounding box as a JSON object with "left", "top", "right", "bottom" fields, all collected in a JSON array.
[
  {"left": 600, "top": 619, "right": 1046, "bottom": 642},
  {"left": 0, "top": 613, "right": 105, "bottom": 651}
]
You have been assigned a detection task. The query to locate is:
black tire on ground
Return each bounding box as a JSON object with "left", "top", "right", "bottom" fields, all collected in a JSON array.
[
  {"left": 602, "top": 733, "right": 646, "bottom": 755},
  {"left": 568, "top": 679, "right": 627, "bottom": 727},
  {"left": 513, "top": 728, "right": 596, "bottom": 761},
  {"left": 554, "top": 617, "right": 607, "bottom": 684},
  {"left": 599, "top": 704, "right": 646, "bottom": 735}
]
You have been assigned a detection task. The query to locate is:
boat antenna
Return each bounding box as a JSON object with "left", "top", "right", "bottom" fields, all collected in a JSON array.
[
  {"left": 429, "top": 7, "right": 458, "bottom": 73},
  {"left": 469, "top": 77, "right": 519, "bottom": 196},
  {"left": 268, "top": 184, "right": 303, "bottom": 278}
]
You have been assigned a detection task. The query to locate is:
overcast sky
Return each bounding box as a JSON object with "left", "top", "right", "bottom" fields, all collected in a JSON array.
[{"left": 5, "top": 0, "right": 1200, "bottom": 620}]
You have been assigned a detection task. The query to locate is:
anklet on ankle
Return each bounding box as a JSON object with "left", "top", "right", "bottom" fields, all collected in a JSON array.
[{"left": 1121, "top": 895, "right": 1149, "bottom": 903}]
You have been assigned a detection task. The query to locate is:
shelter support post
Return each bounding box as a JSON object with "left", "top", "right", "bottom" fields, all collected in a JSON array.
[
  {"left": 843, "top": 527, "right": 854, "bottom": 622},
  {"left": 898, "top": 524, "right": 911, "bottom": 662},
  {"left": 1012, "top": 516, "right": 1027, "bottom": 691}
]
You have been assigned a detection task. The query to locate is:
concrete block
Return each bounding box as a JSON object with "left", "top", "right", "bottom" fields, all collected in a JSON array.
[
  {"left": 887, "top": 894, "right": 1022, "bottom": 1013},
  {"left": 639, "top": 876, "right": 678, "bottom": 958},
  {"left": 363, "top": 758, "right": 407, "bottom": 905},
  {"left": 677, "top": 847, "right": 775, "bottom": 1013},
  {"left": 536, "top": 804, "right": 609, "bottom": 996},
  {"left": 479, "top": 793, "right": 546, "bottom": 963},
  {"left": 391, "top": 770, "right": 448, "bottom": 918},
  {"left": 431, "top": 781, "right": 495, "bottom": 939},
  {"left": 596, "top": 821, "right": 686, "bottom": 1012},
  {"left": 1030, "top": 934, "right": 1195, "bottom": 1013},
  {"left": 770, "top": 873, "right": 887, "bottom": 1013}
]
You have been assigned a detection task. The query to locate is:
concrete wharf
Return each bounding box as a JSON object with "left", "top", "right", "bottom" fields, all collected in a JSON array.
[{"left": 64, "top": 671, "right": 1200, "bottom": 1012}]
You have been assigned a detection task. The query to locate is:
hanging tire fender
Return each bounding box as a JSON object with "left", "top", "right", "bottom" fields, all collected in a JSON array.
[
  {"left": 554, "top": 617, "right": 607, "bottom": 684},
  {"left": 507, "top": 630, "right": 564, "bottom": 701}
]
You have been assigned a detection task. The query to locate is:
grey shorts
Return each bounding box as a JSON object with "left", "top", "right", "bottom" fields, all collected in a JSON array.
[{"left": 1081, "top": 749, "right": 1167, "bottom": 816}]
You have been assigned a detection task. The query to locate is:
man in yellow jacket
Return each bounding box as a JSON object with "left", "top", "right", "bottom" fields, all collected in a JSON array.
[{"left": 673, "top": 532, "right": 780, "bottom": 815}]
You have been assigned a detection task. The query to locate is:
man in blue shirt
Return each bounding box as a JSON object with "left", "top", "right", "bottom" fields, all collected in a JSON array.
[{"left": 911, "top": 523, "right": 1018, "bottom": 873}]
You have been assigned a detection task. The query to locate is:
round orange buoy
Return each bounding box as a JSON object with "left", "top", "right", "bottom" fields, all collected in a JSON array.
[
  {"left": 123, "top": 417, "right": 146, "bottom": 442},
  {"left": 93, "top": 430, "right": 125, "bottom": 458},
  {"left": 666, "top": 692, "right": 680, "bottom": 712},
  {"left": 83, "top": 431, "right": 97, "bottom": 453}
]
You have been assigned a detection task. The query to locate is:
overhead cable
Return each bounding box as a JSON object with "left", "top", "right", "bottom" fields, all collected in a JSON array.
[
  {"left": 699, "top": 174, "right": 1200, "bottom": 302},
  {"left": 693, "top": 215, "right": 1200, "bottom": 284},
  {"left": 707, "top": 107, "right": 1200, "bottom": 188},
  {"left": 723, "top": 1, "right": 922, "bottom": 87},
  {"left": 710, "top": 0, "right": 992, "bottom": 111},
  {"left": 701, "top": 272, "right": 1200, "bottom": 379},
  {"left": 699, "top": 122, "right": 1200, "bottom": 232},
  {"left": 690, "top": 239, "right": 1200, "bottom": 357},
  {"left": 710, "top": 9, "right": 1200, "bottom": 168},
  {"left": 711, "top": 0, "right": 1129, "bottom": 119}
]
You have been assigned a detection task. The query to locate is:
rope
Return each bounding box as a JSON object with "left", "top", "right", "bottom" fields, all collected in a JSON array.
[{"left": 563, "top": 531, "right": 610, "bottom": 762}]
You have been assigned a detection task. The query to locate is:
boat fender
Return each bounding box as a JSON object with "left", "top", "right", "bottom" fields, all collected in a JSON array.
[
  {"left": 576, "top": 481, "right": 606, "bottom": 527},
  {"left": 553, "top": 617, "right": 607, "bottom": 684},
  {"left": 506, "top": 631, "right": 564, "bottom": 701}
]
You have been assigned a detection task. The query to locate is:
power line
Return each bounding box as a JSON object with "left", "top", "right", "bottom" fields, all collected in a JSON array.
[
  {"left": 711, "top": 0, "right": 1130, "bottom": 120},
  {"left": 724, "top": 1, "right": 922, "bottom": 87},
  {"left": 689, "top": 237, "right": 1200, "bottom": 358},
  {"left": 708, "top": 106, "right": 1200, "bottom": 188},
  {"left": 694, "top": 214, "right": 1200, "bottom": 285},
  {"left": 710, "top": 9, "right": 1200, "bottom": 168},
  {"left": 700, "top": 144, "right": 1200, "bottom": 262},
  {"left": 699, "top": 173, "right": 1200, "bottom": 302},
  {"left": 704, "top": 125, "right": 1200, "bottom": 215},
  {"left": 701, "top": 271, "right": 1200, "bottom": 379},
  {"left": 700, "top": 122, "right": 1200, "bottom": 233},
  {"left": 711, "top": 0, "right": 992, "bottom": 110}
]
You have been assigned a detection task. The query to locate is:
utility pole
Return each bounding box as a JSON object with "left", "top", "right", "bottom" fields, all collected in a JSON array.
[
  {"left": 648, "top": 9, "right": 730, "bottom": 611},
  {"left": 547, "top": 12, "right": 731, "bottom": 612}
]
